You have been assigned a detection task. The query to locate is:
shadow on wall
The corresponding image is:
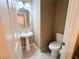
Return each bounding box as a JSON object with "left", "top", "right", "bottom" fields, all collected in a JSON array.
[{"left": 53, "top": 0, "right": 69, "bottom": 41}]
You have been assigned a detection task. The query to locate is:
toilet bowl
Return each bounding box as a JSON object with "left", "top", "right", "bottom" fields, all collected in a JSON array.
[
  {"left": 49, "top": 33, "right": 63, "bottom": 59},
  {"left": 49, "top": 42, "right": 61, "bottom": 59}
]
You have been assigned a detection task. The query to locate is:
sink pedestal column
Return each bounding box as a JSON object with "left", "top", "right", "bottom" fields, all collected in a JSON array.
[{"left": 26, "top": 38, "right": 31, "bottom": 51}]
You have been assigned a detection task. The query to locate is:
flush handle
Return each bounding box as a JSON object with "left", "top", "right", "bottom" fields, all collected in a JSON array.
[{"left": 62, "top": 42, "right": 65, "bottom": 46}]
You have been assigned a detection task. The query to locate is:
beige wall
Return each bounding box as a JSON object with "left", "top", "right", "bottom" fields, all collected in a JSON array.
[
  {"left": 54, "top": 0, "right": 69, "bottom": 39},
  {"left": 32, "top": 0, "right": 68, "bottom": 50},
  {"left": 41, "top": 0, "right": 56, "bottom": 50}
]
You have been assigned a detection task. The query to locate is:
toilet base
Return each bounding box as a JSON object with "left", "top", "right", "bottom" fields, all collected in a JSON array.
[{"left": 51, "top": 51, "right": 59, "bottom": 59}]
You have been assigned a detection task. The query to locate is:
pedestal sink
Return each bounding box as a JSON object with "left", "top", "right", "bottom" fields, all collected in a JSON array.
[{"left": 19, "top": 31, "right": 33, "bottom": 51}]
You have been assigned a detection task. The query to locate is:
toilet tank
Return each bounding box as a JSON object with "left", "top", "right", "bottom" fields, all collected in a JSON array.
[{"left": 56, "top": 33, "right": 63, "bottom": 44}]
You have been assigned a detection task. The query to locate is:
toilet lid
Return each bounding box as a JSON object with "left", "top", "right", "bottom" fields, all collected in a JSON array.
[{"left": 49, "top": 42, "right": 61, "bottom": 50}]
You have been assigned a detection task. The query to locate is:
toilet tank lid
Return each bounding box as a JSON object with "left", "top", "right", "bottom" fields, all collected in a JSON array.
[{"left": 49, "top": 42, "right": 61, "bottom": 49}]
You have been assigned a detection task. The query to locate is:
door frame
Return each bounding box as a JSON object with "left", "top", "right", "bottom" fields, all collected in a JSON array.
[
  {"left": 0, "top": 0, "right": 23, "bottom": 59},
  {"left": 60, "top": 0, "right": 79, "bottom": 59}
]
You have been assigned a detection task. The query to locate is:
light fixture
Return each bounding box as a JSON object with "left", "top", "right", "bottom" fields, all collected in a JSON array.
[
  {"left": 17, "top": 1, "right": 24, "bottom": 8},
  {"left": 25, "top": 3, "right": 31, "bottom": 7}
]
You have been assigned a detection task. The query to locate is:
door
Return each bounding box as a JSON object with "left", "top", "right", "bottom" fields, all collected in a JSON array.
[
  {"left": 60, "top": 0, "right": 79, "bottom": 59},
  {"left": 0, "top": 0, "right": 23, "bottom": 59},
  {"left": 0, "top": 17, "right": 11, "bottom": 59}
]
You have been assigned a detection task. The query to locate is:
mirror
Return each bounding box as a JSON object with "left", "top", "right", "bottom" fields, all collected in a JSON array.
[
  {"left": 18, "top": 0, "right": 32, "bottom": 3},
  {"left": 16, "top": 1, "right": 32, "bottom": 32},
  {"left": 18, "top": 8, "right": 30, "bottom": 27},
  {"left": 17, "top": 12, "right": 25, "bottom": 32}
]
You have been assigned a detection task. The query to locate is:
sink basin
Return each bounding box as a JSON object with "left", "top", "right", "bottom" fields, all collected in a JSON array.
[
  {"left": 18, "top": 31, "right": 33, "bottom": 51},
  {"left": 19, "top": 32, "right": 33, "bottom": 38}
]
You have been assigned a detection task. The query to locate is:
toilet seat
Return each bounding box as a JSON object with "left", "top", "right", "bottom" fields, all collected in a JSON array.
[{"left": 49, "top": 42, "right": 61, "bottom": 51}]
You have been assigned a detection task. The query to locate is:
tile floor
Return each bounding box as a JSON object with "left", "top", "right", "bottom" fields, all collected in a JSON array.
[{"left": 23, "top": 43, "right": 59, "bottom": 59}]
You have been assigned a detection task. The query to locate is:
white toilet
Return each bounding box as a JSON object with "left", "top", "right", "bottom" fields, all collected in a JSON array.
[{"left": 49, "top": 33, "right": 63, "bottom": 59}]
